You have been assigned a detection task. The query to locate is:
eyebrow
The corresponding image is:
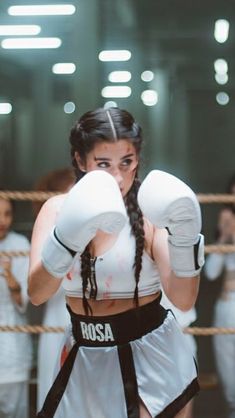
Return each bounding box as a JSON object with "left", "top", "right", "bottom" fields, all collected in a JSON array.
[{"left": 94, "top": 153, "right": 134, "bottom": 161}]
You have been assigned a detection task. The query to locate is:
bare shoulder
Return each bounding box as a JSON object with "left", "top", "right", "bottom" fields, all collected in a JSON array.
[
  {"left": 41, "top": 194, "right": 67, "bottom": 212},
  {"left": 33, "top": 193, "right": 67, "bottom": 233},
  {"left": 37, "top": 194, "right": 66, "bottom": 220}
]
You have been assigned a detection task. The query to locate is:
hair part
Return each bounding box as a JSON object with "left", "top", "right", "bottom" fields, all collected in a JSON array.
[{"left": 69, "top": 107, "right": 142, "bottom": 181}]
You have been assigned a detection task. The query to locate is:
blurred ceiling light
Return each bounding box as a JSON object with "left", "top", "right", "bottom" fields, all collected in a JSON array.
[
  {"left": 101, "top": 86, "right": 131, "bottom": 98},
  {"left": 99, "top": 50, "right": 131, "bottom": 62},
  {"left": 52, "top": 63, "right": 76, "bottom": 74},
  {"left": 1, "top": 37, "right": 62, "bottom": 49},
  {"left": 103, "top": 101, "right": 118, "bottom": 109},
  {"left": 108, "top": 71, "right": 131, "bottom": 83},
  {"left": 0, "top": 103, "right": 12, "bottom": 114},
  {"left": 216, "top": 92, "right": 229, "bottom": 106},
  {"left": 215, "top": 73, "right": 228, "bottom": 85},
  {"left": 214, "top": 58, "right": 228, "bottom": 75},
  {"left": 8, "top": 4, "right": 76, "bottom": 16},
  {"left": 141, "top": 90, "right": 158, "bottom": 106},
  {"left": 0, "top": 25, "right": 41, "bottom": 36},
  {"left": 214, "top": 19, "right": 229, "bottom": 43},
  {"left": 141, "top": 70, "right": 154, "bottom": 82},
  {"left": 64, "top": 102, "right": 76, "bottom": 114}
]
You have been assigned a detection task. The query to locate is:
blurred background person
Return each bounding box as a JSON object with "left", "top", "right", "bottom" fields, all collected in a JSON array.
[
  {"left": 204, "top": 173, "right": 235, "bottom": 418},
  {"left": 0, "top": 197, "right": 32, "bottom": 418},
  {"left": 33, "top": 168, "right": 75, "bottom": 410}
]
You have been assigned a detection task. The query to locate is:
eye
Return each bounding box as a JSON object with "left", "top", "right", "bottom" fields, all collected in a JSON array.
[
  {"left": 97, "top": 161, "right": 110, "bottom": 169},
  {"left": 121, "top": 158, "right": 133, "bottom": 167}
]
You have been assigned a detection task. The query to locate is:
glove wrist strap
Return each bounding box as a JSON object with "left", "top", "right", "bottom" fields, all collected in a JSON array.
[
  {"left": 41, "top": 229, "right": 76, "bottom": 279},
  {"left": 54, "top": 228, "right": 76, "bottom": 257},
  {"left": 168, "top": 233, "right": 205, "bottom": 278}
]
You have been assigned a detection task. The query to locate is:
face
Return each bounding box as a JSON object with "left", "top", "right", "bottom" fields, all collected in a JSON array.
[
  {"left": 76, "top": 140, "right": 139, "bottom": 197},
  {"left": 0, "top": 199, "right": 13, "bottom": 240},
  {"left": 231, "top": 184, "right": 235, "bottom": 195}
]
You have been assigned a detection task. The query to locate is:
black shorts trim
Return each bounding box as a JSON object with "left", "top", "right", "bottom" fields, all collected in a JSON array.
[
  {"left": 37, "top": 343, "right": 79, "bottom": 418},
  {"left": 118, "top": 344, "right": 140, "bottom": 418},
  {"left": 156, "top": 377, "right": 200, "bottom": 418}
]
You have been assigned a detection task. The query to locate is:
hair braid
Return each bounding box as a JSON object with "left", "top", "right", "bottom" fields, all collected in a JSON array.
[
  {"left": 80, "top": 246, "right": 93, "bottom": 315},
  {"left": 125, "top": 177, "right": 145, "bottom": 306}
]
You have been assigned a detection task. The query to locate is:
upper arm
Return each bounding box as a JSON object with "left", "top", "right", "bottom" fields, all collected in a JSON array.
[
  {"left": 28, "top": 195, "right": 66, "bottom": 305},
  {"left": 151, "top": 226, "right": 171, "bottom": 293}
]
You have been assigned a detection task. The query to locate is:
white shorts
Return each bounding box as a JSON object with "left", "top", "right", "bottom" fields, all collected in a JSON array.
[{"left": 38, "top": 295, "right": 199, "bottom": 418}]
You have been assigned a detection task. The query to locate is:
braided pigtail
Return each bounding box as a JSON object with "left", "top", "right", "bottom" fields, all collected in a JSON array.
[
  {"left": 80, "top": 247, "right": 93, "bottom": 315},
  {"left": 125, "top": 177, "right": 145, "bottom": 307}
]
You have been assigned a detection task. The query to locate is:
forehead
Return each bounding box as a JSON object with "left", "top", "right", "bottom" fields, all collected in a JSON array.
[
  {"left": 90, "top": 139, "right": 136, "bottom": 157},
  {"left": 0, "top": 199, "right": 12, "bottom": 211}
]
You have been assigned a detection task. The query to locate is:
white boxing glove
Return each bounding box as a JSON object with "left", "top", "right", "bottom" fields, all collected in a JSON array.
[
  {"left": 137, "top": 170, "right": 204, "bottom": 277},
  {"left": 41, "top": 170, "right": 127, "bottom": 278}
]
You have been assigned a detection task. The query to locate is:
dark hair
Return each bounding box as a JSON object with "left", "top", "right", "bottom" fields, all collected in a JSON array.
[
  {"left": 226, "top": 173, "right": 235, "bottom": 214},
  {"left": 0, "top": 197, "right": 14, "bottom": 229},
  {"left": 33, "top": 168, "right": 76, "bottom": 217},
  {"left": 69, "top": 107, "right": 145, "bottom": 315},
  {"left": 226, "top": 173, "right": 235, "bottom": 194},
  {"left": 215, "top": 173, "right": 235, "bottom": 239}
]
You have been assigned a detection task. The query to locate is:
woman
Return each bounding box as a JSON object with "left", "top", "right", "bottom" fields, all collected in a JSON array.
[
  {"left": 204, "top": 175, "right": 235, "bottom": 418},
  {"left": 29, "top": 107, "right": 204, "bottom": 418},
  {"left": 0, "top": 198, "right": 32, "bottom": 418}
]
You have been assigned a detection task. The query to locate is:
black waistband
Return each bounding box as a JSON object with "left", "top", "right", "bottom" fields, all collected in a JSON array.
[{"left": 66, "top": 293, "right": 167, "bottom": 347}]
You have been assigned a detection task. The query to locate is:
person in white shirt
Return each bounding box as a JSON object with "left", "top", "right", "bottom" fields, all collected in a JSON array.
[
  {"left": 204, "top": 174, "right": 235, "bottom": 418},
  {"left": 0, "top": 198, "right": 32, "bottom": 418}
]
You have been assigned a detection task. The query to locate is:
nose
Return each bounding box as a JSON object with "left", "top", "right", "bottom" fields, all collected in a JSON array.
[{"left": 112, "top": 169, "right": 123, "bottom": 187}]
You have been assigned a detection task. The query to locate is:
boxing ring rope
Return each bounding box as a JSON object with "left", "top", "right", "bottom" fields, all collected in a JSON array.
[
  {"left": 1, "top": 244, "right": 235, "bottom": 258},
  {"left": 0, "top": 189, "right": 235, "bottom": 336},
  {"left": 1, "top": 190, "right": 235, "bottom": 203},
  {"left": 0, "top": 325, "right": 235, "bottom": 336}
]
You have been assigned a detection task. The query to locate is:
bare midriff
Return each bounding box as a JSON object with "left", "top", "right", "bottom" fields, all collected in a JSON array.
[{"left": 66, "top": 291, "right": 161, "bottom": 316}]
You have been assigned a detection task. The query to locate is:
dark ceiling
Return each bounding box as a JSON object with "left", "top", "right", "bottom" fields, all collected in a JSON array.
[
  {"left": 102, "top": 0, "right": 235, "bottom": 89},
  {"left": 1, "top": 0, "right": 234, "bottom": 88}
]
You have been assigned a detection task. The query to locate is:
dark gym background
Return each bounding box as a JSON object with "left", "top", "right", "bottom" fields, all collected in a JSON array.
[{"left": 0, "top": 1, "right": 234, "bottom": 416}]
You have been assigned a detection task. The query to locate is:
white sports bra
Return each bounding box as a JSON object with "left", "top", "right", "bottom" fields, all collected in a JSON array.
[{"left": 62, "top": 221, "right": 161, "bottom": 300}]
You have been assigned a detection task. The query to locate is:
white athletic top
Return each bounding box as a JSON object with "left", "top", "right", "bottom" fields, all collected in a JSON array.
[
  {"left": 62, "top": 221, "right": 161, "bottom": 300},
  {"left": 204, "top": 252, "right": 235, "bottom": 280}
]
